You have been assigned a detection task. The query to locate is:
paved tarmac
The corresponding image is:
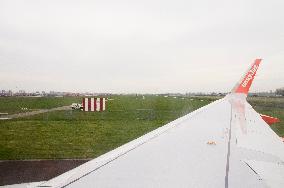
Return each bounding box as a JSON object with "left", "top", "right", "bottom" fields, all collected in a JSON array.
[{"left": 0, "top": 159, "right": 89, "bottom": 186}]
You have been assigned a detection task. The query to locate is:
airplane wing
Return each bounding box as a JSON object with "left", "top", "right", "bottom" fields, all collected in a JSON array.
[{"left": 8, "top": 59, "right": 284, "bottom": 188}]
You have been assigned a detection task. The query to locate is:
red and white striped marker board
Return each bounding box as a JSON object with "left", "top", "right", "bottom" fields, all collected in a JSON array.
[{"left": 82, "top": 98, "right": 106, "bottom": 112}]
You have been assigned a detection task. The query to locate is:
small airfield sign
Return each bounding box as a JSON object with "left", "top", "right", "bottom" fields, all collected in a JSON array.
[{"left": 83, "top": 98, "right": 106, "bottom": 112}]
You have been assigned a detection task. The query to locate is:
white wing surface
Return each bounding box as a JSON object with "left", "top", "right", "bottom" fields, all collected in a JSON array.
[{"left": 9, "top": 59, "right": 284, "bottom": 188}]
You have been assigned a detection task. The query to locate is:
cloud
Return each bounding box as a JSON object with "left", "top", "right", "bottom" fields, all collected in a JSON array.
[{"left": 1, "top": 0, "right": 284, "bottom": 93}]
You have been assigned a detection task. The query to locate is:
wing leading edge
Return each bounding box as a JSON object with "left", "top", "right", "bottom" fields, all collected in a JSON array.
[{"left": 15, "top": 59, "right": 284, "bottom": 188}]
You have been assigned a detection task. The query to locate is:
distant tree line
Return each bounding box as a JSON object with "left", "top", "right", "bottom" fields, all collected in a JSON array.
[{"left": 275, "top": 88, "right": 284, "bottom": 96}]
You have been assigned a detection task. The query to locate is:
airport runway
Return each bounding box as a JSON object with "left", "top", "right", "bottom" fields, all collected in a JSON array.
[
  {"left": 5, "top": 106, "right": 71, "bottom": 119},
  {"left": 0, "top": 159, "right": 89, "bottom": 186}
]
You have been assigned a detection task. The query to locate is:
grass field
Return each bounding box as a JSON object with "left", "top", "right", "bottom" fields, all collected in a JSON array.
[
  {"left": 0, "top": 97, "right": 81, "bottom": 114},
  {"left": 0, "top": 95, "right": 283, "bottom": 160}
]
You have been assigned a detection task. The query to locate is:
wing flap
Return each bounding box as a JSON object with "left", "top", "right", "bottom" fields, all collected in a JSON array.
[
  {"left": 232, "top": 98, "right": 284, "bottom": 161},
  {"left": 244, "top": 160, "right": 284, "bottom": 188}
]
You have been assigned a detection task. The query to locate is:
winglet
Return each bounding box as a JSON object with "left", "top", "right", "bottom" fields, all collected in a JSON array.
[{"left": 232, "top": 59, "right": 262, "bottom": 95}]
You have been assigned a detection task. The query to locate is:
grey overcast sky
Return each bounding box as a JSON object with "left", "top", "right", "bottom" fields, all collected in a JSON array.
[{"left": 0, "top": 0, "right": 284, "bottom": 93}]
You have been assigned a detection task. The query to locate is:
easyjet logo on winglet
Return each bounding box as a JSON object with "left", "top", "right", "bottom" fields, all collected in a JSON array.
[{"left": 241, "top": 65, "right": 258, "bottom": 88}]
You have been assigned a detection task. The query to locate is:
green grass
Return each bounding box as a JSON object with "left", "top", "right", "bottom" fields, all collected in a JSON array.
[
  {"left": 0, "top": 95, "right": 283, "bottom": 160},
  {"left": 0, "top": 95, "right": 213, "bottom": 160}
]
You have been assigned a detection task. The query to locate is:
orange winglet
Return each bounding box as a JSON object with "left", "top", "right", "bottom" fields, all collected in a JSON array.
[
  {"left": 232, "top": 59, "right": 262, "bottom": 95},
  {"left": 260, "top": 114, "right": 280, "bottom": 125}
]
